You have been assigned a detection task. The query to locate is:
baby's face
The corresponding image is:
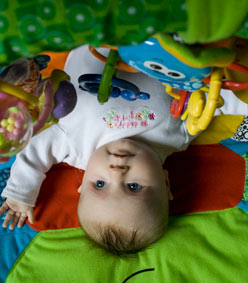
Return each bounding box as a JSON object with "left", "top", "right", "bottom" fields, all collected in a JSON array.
[{"left": 78, "top": 139, "right": 172, "bottom": 241}]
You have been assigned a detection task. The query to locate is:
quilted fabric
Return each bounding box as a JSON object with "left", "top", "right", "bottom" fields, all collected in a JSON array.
[
  {"left": 1, "top": 132, "right": 248, "bottom": 282},
  {"left": 0, "top": 0, "right": 248, "bottom": 65}
]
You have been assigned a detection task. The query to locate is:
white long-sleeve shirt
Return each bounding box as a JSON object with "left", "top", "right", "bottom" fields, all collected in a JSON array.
[{"left": 2, "top": 45, "right": 248, "bottom": 206}]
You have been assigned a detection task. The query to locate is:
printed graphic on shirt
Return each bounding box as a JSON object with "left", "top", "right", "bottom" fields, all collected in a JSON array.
[{"left": 102, "top": 108, "right": 156, "bottom": 129}]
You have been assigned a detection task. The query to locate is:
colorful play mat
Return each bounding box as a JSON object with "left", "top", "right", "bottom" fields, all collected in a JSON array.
[
  {"left": 0, "top": 1, "right": 248, "bottom": 282},
  {"left": 0, "top": 113, "right": 248, "bottom": 282}
]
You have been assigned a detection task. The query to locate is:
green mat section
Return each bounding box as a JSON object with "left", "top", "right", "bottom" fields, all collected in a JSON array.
[
  {"left": 179, "top": 0, "right": 248, "bottom": 43},
  {"left": 0, "top": 0, "right": 248, "bottom": 65},
  {"left": 7, "top": 207, "right": 248, "bottom": 283}
]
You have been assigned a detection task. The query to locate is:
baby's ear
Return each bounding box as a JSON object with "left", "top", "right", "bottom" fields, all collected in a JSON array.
[
  {"left": 163, "top": 169, "right": 173, "bottom": 200},
  {"left": 77, "top": 186, "right": 82, "bottom": 194}
]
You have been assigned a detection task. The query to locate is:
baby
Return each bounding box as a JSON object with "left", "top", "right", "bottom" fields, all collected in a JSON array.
[
  {"left": 77, "top": 138, "right": 172, "bottom": 253},
  {"left": 0, "top": 45, "right": 247, "bottom": 254}
]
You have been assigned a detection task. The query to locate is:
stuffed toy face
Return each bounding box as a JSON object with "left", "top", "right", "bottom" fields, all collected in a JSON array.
[{"left": 118, "top": 37, "right": 211, "bottom": 92}]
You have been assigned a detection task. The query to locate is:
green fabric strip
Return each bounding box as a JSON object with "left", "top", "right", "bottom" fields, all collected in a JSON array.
[
  {"left": 7, "top": 208, "right": 248, "bottom": 283},
  {"left": 179, "top": 0, "right": 248, "bottom": 43},
  {"left": 242, "top": 153, "right": 248, "bottom": 201}
]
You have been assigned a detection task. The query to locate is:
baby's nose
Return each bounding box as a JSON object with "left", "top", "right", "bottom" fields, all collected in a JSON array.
[{"left": 109, "top": 164, "right": 130, "bottom": 174}]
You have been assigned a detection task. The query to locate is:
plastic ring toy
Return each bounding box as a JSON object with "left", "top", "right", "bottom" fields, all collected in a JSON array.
[
  {"left": 186, "top": 68, "right": 223, "bottom": 135},
  {"left": 0, "top": 79, "right": 38, "bottom": 108},
  {"left": 164, "top": 84, "right": 181, "bottom": 100},
  {"left": 0, "top": 79, "right": 54, "bottom": 136},
  {"left": 32, "top": 80, "right": 54, "bottom": 135},
  {"left": 203, "top": 63, "right": 248, "bottom": 91},
  {"left": 169, "top": 90, "right": 189, "bottom": 119},
  {"left": 78, "top": 74, "right": 141, "bottom": 98}
]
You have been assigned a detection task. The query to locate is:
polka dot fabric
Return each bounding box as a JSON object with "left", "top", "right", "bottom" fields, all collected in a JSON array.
[
  {"left": 0, "top": 0, "right": 187, "bottom": 65},
  {"left": 0, "top": 0, "right": 247, "bottom": 65},
  {"left": 232, "top": 116, "right": 248, "bottom": 142},
  {"left": 0, "top": 168, "right": 10, "bottom": 219},
  {"left": 0, "top": 168, "right": 10, "bottom": 194}
]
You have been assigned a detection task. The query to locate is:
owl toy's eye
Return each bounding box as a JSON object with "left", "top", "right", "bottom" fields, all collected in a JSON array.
[
  {"left": 163, "top": 69, "right": 185, "bottom": 79},
  {"left": 144, "top": 61, "right": 186, "bottom": 79},
  {"left": 148, "top": 63, "right": 163, "bottom": 70},
  {"left": 144, "top": 61, "right": 164, "bottom": 72},
  {"left": 167, "top": 71, "right": 181, "bottom": 77}
]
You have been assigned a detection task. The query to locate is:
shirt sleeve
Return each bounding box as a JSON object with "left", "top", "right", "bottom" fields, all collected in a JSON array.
[{"left": 1, "top": 125, "right": 70, "bottom": 207}]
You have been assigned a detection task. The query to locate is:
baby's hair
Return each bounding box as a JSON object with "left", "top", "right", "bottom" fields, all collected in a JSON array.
[
  {"left": 93, "top": 225, "right": 144, "bottom": 255},
  {"left": 81, "top": 218, "right": 168, "bottom": 255}
]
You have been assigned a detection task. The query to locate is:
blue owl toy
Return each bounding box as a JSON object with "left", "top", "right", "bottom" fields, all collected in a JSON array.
[{"left": 118, "top": 36, "right": 212, "bottom": 92}]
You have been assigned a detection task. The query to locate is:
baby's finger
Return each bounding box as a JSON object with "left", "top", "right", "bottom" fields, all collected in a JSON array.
[
  {"left": 27, "top": 208, "right": 34, "bottom": 224},
  {"left": 17, "top": 215, "right": 27, "bottom": 228},
  {"left": 9, "top": 213, "right": 20, "bottom": 230},
  {"left": 2, "top": 209, "right": 15, "bottom": 228},
  {"left": 0, "top": 201, "right": 9, "bottom": 216}
]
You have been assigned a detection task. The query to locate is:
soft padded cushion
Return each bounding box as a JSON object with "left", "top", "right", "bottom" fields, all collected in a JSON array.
[
  {"left": 0, "top": 0, "right": 248, "bottom": 65},
  {"left": 166, "top": 144, "right": 245, "bottom": 215},
  {"left": 1, "top": 135, "right": 248, "bottom": 282},
  {"left": 5, "top": 208, "right": 248, "bottom": 283},
  {"left": 179, "top": 0, "right": 248, "bottom": 43},
  {"left": 27, "top": 163, "right": 84, "bottom": 231}
]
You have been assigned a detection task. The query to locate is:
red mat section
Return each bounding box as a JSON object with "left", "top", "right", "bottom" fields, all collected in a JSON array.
[{"left": 165, "top": 144, "right": 245, "bottom": 215}]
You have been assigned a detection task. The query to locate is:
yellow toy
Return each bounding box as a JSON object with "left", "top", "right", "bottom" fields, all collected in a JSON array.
[{"left": 115, "top": 34, "right": 248, "bottom": 136}]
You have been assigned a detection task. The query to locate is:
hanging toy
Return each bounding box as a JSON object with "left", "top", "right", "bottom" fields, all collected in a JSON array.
[
  {"left": 0, "top": 55, "right": 77, "bottom": 163},
  {"left": 116, "top": 33, "right": 248, "bottom": 135},
  {"left": 80, "top": 47, "right": 150, "bottom": 104},
  {"left": 0, "top": 95, "right": 33, "bottom": 163}
]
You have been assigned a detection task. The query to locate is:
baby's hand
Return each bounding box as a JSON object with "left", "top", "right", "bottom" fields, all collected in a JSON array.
[{"left": 0, "top": 198, "right": 34, "bottom": 230}]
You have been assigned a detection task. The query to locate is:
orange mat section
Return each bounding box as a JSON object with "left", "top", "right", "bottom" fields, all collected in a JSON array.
[
  {"left": 40, "top": 51, "right": 70, "bottom": 77},
  {"left": 27, "top": 143, "right": 245, "bottom": 231},
  {"left": 28, "top": 163, "right": 84, "bottom": 231}
]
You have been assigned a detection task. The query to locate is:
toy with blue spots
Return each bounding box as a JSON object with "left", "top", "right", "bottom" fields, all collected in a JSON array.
[
  {"left": 118, "top": 37, "right": 211, "bottom": 92},
  {"left": 118, "top": 33, "right": 235, "bottom": 93},
  {"left": 118, "top": 33, "right": 240, "bottom": 135}
]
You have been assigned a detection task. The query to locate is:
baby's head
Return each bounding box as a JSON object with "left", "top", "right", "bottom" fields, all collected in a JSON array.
[{"left": 77, "top": 139, "right": 173, "bottom": 254}]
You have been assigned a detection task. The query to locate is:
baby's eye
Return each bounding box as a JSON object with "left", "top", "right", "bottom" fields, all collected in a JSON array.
[
  {"left": 128, "top": 183, "right": 143, "bottom": 191},
  {"left": 95, "top": 180, "right": 106, "bottom": 189}
]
